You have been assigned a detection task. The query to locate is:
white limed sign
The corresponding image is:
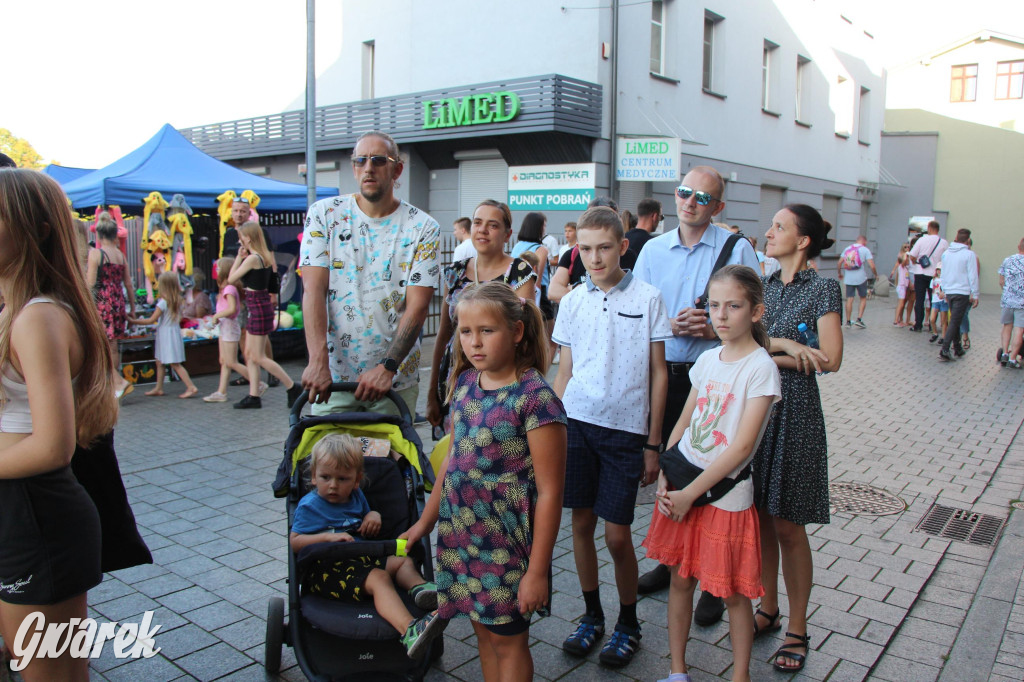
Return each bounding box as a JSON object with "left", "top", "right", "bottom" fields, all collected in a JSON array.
[
  {"left": 616, "top": 137, "right": 681, "bottom": 182},
  {"left": 508, "top": 163, "right": 596, "bottom": 211}
]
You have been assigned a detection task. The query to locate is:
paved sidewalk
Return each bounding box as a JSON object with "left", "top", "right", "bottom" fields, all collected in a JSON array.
[{"left": 3, "top": 293, "right": 1021, "bottom": 681}]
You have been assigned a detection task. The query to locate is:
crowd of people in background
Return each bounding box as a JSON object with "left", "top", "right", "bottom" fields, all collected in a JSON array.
[{"left": 0, "top": 131, "right": 1020, "bottom": 681}]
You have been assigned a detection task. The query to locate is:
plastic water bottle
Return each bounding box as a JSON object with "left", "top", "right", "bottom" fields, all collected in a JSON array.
[{"left": 797, "top": 323, "right": 829, "bottom": 375}]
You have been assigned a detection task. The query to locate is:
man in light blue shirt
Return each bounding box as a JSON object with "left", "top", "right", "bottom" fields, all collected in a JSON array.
[{"left": 633, "top": 165, "right": 759, "bottom": 615}]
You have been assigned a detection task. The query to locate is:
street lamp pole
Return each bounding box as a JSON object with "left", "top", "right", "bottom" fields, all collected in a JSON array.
[{"left": 305, "top": 0, "right": 317, "bottom": 207}]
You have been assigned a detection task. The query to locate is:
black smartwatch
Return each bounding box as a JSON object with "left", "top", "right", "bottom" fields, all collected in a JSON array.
[
  {"left": 378, "top": 357, "right": 399, "bottom": 373},
  {"left": 644, "top": 443, "right": 663, "bottom": 453}
]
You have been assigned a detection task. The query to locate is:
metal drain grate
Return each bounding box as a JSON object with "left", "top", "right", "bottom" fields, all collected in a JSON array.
[
  {"left": 829, "top": 482, "right": 906, "bottom": 516},
  {"left": 914, "top": 503, "right": 1006, "bottom": 546}
]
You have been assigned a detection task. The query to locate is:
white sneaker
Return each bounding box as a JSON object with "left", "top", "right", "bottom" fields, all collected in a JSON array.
[
  {"left": 258, "top": 381, "right": 269, "bottom": 396},
  {"left": 203, "top": 391, "right": 228, "bottom": 403}
]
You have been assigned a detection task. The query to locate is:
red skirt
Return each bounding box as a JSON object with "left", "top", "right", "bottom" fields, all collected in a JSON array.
[{"left": 642, "top": 503, "right": 764, "bottom": 600}]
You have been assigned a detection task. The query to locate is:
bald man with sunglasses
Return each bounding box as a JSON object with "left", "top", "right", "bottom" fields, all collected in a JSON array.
[
  {"left": 300, "top": 130, "right": 440, "bottom": 417},
  {"left": 632, "top": 166, "right": 759, "bottom": 620}
]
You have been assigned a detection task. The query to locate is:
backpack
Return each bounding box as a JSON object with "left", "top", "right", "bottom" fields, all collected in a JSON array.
[{"left": 841, "top": 245, "right": 863, "bottom": 270}]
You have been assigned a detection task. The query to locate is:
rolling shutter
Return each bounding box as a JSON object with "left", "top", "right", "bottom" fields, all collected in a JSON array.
[{"left": 459, "top": 158, "right": 509, "bottom": 217}]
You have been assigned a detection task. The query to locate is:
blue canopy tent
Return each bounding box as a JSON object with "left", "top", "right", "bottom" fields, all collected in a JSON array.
[
  {"left": 44, "top": 164, "right": 95, "bottom": 184},
  {"left": 63, "top": 124, "right": 334, "bottom": 211}
]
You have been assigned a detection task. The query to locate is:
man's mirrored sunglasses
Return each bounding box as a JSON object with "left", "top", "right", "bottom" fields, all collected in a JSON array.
[{"left": 675, "top": 185, "right": 718, "bottom": 206}]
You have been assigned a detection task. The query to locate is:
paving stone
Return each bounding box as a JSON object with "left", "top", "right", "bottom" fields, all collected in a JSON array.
[
  {"left": 213, "top": 615, "right": 268, "bottom": 652},
  {"left": 871, "top": 654, "right": 941, "bottom": 682},
  {"left": 93, "top": 593, "right": 161, "bottom": 622},
  {"left": 133, "top": 573, "right": 196, "bottom": 599},
  {"left": 884, "top": 634, "right": 951, "bottom": 667},
  {"left": 898, "top": 616, "right": 960, "bottom": 648},
  {"left": 152, "top": 623, "right": 220, "bottom": 660},
  {"left": 818, "top": 632, "right": 883, "bottom": 668},
  {"left": 175, "top": 642, "right": 253, "bottom": 681},
  {"left": 102, "top": 654, "right": 185, "bottom": 682},
  {"left": 157, "top": 586, "right": 222, "bottom": 613}
]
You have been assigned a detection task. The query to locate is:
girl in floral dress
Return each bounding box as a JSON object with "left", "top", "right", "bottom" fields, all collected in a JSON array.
[{"left": 403, "top": 281, "right": 566, "bottom": 682}]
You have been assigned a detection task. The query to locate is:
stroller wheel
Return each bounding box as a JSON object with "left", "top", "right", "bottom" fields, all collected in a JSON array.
[{"left": 265, "top": 597, "right": 285, "bottom": 672}]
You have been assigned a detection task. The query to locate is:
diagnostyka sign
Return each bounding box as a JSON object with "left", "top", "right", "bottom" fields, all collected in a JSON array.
[
  {"left": 615, "top": 137, "right": 681, "bottom": 182},
  {"left": 508, "top": 164, "right": 596, "bottom": 211},
  {"left": 422, "top": 91, "right": 521, "bottom": 129}
]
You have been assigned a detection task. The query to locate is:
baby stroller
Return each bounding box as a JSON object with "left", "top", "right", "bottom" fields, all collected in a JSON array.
[{"left": 266, "top": 383, "right": 441, "bottom": 681}]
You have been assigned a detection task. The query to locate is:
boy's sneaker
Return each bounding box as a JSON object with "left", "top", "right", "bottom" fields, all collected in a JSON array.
[
  {"left": 598, "top": 624, "right": 642, "bottom": 668},
  {"left": 233, "top": 394, "right": 262, "bottom": 409},
  {"left": 1001, "top": 352, "right": 1010, "bottom": 366},
  {"left": 402, "top": 611, "right": 448, "bottom": 661},
  {"left": 854, "top": 318, "right": 866, "bottom": 328},
  {"left": 563, "top": 615, "right": 605, "bottom": 657},
  {"left": 410, "top": 582, "right": 438, "bottom": 611}
]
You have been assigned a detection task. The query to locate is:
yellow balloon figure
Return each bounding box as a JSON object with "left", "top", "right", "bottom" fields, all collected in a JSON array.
[{"left": 216, "top": 190, "right": 237, "bottom": 258}]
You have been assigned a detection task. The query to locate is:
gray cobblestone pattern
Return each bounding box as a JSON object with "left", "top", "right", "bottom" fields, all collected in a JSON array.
[{"left": 2, "top": 294, "right": 1021, "bottom": 681}]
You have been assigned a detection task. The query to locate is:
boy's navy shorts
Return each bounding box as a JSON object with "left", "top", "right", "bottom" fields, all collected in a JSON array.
[{"left": 563, "top": 418, "right": 646, "bottom": 525}]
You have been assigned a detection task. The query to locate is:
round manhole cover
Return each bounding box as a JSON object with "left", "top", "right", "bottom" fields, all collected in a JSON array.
[
  {"left": 830, "top": 482, "right": 906, "bottom": 516},
  {"left": 1011, "top": 501, "right": 1024, "bottom": 511}
]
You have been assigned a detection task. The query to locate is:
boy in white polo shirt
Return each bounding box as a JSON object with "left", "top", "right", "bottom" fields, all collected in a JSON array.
[{"left": 552, "top": 206, "right": 671, "bottom": 668}]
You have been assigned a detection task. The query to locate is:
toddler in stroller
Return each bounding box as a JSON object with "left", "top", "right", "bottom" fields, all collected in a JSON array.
[{"left": 290, "top": 433, "right": 447, "bottom": 661}]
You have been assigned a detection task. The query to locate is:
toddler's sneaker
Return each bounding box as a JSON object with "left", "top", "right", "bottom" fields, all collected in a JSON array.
[
  {"left": 563, "top": 615, "right": 605, "bottom": 656},
  {"left": 410, "top": 582, "right": 438, "bottom": 610},
  {"left": 402, "top": 611, "right": 448, "bottom": 661},
  {"left": 203, "top": 391, "right": 228, "bottom": 403},
  {"left": 598, "top": 623, "right": 641, "bottom": 668}
]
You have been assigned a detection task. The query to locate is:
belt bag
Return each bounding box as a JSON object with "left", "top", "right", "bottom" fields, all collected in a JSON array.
[{"left": 658, "top": 443, "right": 751, "bottom": 507}]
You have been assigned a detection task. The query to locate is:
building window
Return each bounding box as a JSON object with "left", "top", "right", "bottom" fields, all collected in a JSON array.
[
  {"left": 996, "top": 60, "right": 1024, "bottom": 100},
  {"left": 762, "top": 41, "right": 779, "bottom": 112},
  {"left": 361, "top": 40, "right": 375, "bottom": 100},
  {"left": 795, "top": 55, "right": 811, "bottom": 124},
  {"left": 858, "top": 86, "right": 870, "bottom": 144},
  {"left": 950, "top": 64, "right": 977, "bottom": 102},
  {"left": 650, "top": 1, "right": 665, "bottom": 74},
  {"left": 703, "top": 11, "right": 724, "bottom": 94},
  {"left": 834, "top": 76, "right": 854, "bottom": 136},
  {"left": 821, "top": 195, "right": 841, "bottom": 255}
]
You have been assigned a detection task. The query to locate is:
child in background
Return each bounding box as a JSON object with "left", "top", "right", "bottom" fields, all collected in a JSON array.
[
  {"left": 204, "top": 257, "right": 261, "bottom": 402},
  {"left": 290, "top": 433, "right": 445, "bottom": 661},
  {"left": 929, "top": 267, "right": 948, "bottom": 343},
  {"left": 128, "top": 270, "right": 198, "bottom": 398},
  {"left": 518, "top": 250, "right": 543, "bottom": 307},
  {"left": 643, "top": 265, "right": 781, "bottom": 682},
  {"left": 402, "top": 281, "right": 567, "bottom": 682},
  {"left": 891, "top": 244, "right": 912, "bottom": 327},
  {"left": 552, "top": 207, "right": 671, "bottom": 668}
]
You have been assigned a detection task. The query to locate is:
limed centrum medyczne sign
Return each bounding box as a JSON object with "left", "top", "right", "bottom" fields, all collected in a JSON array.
[
  {"left": 423, "top": 91, "right": 521, "bottom": 129},
  {"left": 615, "top": 137, "right": 681, "bottom": 182},
  {"left": 508, "top": 164, "right": 596, "bottom": 211}
]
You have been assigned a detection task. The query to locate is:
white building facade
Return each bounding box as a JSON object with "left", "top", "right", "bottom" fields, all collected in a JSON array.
[{"left": 182, "top": 0, "right": 885, "bottom": 266}]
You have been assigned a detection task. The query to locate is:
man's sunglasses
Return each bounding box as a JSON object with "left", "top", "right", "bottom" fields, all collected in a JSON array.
[
  {"left": 351, "top": 155, "right": 398, "bottom": 167},
  {"left": 675, "top": 185, "right": 718, "bottom": 206}
]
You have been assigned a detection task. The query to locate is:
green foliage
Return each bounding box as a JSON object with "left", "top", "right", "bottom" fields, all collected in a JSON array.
[{"left": 0, "top": 129, "right": 44, "bottom": 169}]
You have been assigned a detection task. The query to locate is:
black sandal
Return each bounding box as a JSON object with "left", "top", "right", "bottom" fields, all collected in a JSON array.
[
  {"left": 753, "top": 607, "right": 781, "bottom": 638},
  {"left": 772, "top": 632, "right": 810, "bottom": 672}
]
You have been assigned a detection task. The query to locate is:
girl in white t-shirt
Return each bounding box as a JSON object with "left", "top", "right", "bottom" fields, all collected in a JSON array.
[{"left": 643, "top": 264, "right": 781, "bottom": 682}]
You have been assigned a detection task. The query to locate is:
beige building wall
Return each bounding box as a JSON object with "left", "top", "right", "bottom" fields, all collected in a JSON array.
[
  {"left": 887, "top": 33, "right": 1024, "bottom": 133},
  {"left": 885, "top": 108, "right": 1024, "bottom": 295}
]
